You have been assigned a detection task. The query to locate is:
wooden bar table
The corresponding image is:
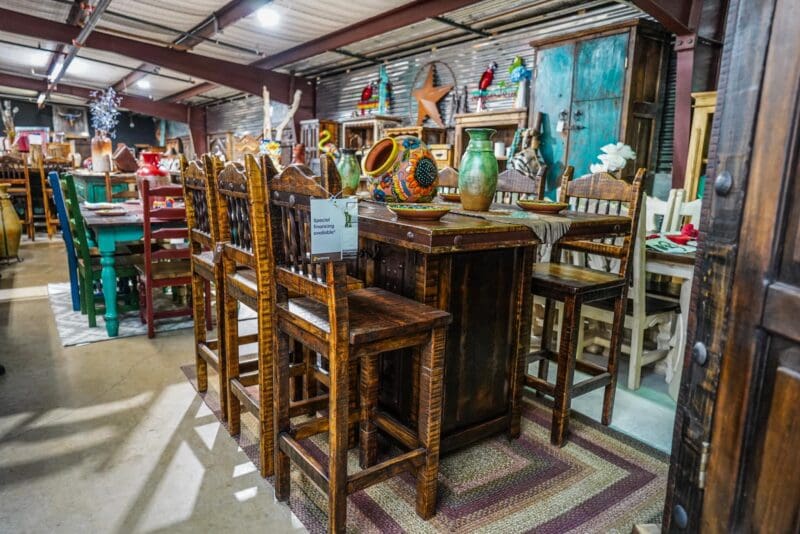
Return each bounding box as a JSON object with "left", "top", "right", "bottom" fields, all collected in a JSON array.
[{"left": 355, "top": 201, "right": 631, "bottom": 452}]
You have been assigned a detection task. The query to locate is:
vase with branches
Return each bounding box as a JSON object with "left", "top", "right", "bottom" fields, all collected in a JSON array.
[{"left": 89, "top": 88, "right": 122, "bottom": 172}]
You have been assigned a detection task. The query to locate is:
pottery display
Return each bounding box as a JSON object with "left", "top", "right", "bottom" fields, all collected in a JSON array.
[
  {"left": 336, "top": 148, "right": 361, "bottom": 196},
  {"left": 516, "top": 200, "right": 569, "bottom": 213},
  {"left": 91, "top": 131, "right": 113, "bottom": 172},
  {"left": 387, "top": 203, "right": 451, "bottom": 221},
  {"left": 458, "top": 128, "right": 498, "bottom": 211},
  {"left": 0, "top": 183, "right": 22, "bottom": 261},
  {"left": 135, "top": 152, "right": 171, "bottom": 202},
  {"left": 362, "top": 135, "right": 439, "bottom": 203}
]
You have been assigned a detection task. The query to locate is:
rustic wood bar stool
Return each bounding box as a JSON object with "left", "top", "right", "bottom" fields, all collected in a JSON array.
[
  {"left": 183, "top": 154, "right": 259, "bottom": 421},
  {"left": 0, "top": 156, "right": 34, "bottom": 241},
  {"left": 526, "top": 168, "right": 645, "bottom": 446},
  {"left": 269, "top": 164, "right": 452, "bottom": 533}
]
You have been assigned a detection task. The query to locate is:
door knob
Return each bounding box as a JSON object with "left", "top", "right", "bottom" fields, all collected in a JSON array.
[{"left": 574, "top": 110, "right": 583, "bottom": 118}]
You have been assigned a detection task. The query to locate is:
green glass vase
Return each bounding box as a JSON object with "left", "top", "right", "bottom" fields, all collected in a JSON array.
[
  {"left": 458, "top": 128, "right": 498, "bottom": 211},
  {"left": 336, "top": 149, "right": 361, "bottom": 196}
]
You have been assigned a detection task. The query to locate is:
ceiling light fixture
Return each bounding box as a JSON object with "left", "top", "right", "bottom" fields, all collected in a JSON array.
[
  {"left": 37, "top": 92, "right": 45, "bottom": 105},
  {"left": 137, "top": 78, "right": 151, "bottom": 89},
  {"left": 256, "top": 6, "right": 280, "bottom": 27}
]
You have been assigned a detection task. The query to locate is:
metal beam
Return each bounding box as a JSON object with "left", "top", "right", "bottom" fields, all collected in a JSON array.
[
  {"left": 628, "top": 0, "right": 693, "bottom": 34},
  {"left": 45, "top": 0, "right": 85, "bottom": 80},
  {"left": 430, "top": 15, "right": 492, "bottom": 37},
  {"left": 251, "top": 0, "right": 483, "bottom": 70},
  {"left": 0, "top": 8, "right": 305, "bottom": 107},
  {"left": 0, "top": 72, "right": 189, "bottom": 123},
  {"left": 163, "top": 83, "right": 218, "bottom": 103},
  {"left": 112, "top": 0, "right": 269, "bottom": 95}
]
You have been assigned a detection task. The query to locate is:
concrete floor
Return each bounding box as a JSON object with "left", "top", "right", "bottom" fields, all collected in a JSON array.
[
  {"left": 0, "top": 240, "right": 305, "bottom": 533},
  {"left": 0, "top": 239, "right": 675, "bottom": 533}
]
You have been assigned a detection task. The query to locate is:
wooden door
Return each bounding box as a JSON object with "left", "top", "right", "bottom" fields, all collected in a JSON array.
[
  {"left": 664, "top": 0, "right": 800, "bottom": 531},
  {"left": 566, "top": 32, "right": 628, "bottom": 178},
  {"left": 533, "top": 42, "right": 574, "bottom": 196}
]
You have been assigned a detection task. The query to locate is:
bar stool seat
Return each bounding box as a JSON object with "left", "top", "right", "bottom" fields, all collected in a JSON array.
[{"left": 532, "top": 263, "right": 626, "bottom": 295}]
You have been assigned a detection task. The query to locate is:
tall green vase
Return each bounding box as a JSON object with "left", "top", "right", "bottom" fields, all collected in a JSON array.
[
  {"left": 336, "top": 149, "right": 361, "bottom": 196},
  {"left": 458, "top": 128, "right": 498, "bottom": 211}
]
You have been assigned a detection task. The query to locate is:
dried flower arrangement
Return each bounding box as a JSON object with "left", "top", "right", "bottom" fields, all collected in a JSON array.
[{"left": 89, "top": 88, "right": 122, "bottom": 138}]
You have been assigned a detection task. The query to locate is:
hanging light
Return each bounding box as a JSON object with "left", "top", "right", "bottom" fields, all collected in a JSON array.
[{"left": 256, "top": 6, "right": 280, "bottom": 27}]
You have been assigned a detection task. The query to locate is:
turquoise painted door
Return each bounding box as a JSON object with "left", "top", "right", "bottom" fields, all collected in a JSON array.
[
  {"left": 533, "top": 43, "right": 574, "bottom": 197},
  {"left": 567, "top": 33, "right": 629, "bottom": 177}
]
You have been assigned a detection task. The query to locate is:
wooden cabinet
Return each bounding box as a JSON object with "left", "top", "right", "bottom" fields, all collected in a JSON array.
[
  {"left": 340, "top": 115, "right": 402, "bottom": 153},
  {"left": 453, "top": 108, "right": 528, "bottom": 169},
  {"left": 532, "top": 21, "right": 669, "bottom": 194},
  {"left": 384, "top": 126, "right": 446, "bottom": 145},
  {"left": 299, "top": 119, "right": 339, "bottom": 165},
  {"left": 683, "top": 91, "right": 716, "bottom": 200}
]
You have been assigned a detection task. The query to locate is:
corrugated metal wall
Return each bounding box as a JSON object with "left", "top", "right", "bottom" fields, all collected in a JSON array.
[
  {"left": 206, "top": 97, "right": 290, "bottom": 137},
  {"left": 656, "top": 49, "right": 677, "bottom": 173},
  {"left": 316, "top": 5, "right": 647, "bottom": 127}
]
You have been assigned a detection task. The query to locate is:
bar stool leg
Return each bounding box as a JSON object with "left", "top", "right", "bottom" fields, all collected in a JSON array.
[
  {"left": 359, "top": 353, "right": 379, "bottom": 469},
  {"left": 224, "top": 290, "right": 241, "bottom": 435},
  {"left": 602, "top": 293, "right": 626, "bottom": 425},
  {"left": 274, "top": 330, "right": 292, "bottom": 502},
  {"left": 302, "top": 346, "right": 317, "bottom": 415},
  {"left": 214, "top": 273, "right": 228, "bottom": 422},
  {"left": 328, "top": 343, "right": 350, "bottom": 533},
  {"left": 204, "top": 280, "right": 213, "bottom": 331},
  {"left": 416, "top": 327, "right": 446, "bottom": 519},
  {"left": 192, "top": 271, "right": 208, "bottom": 393},
  {"left": 257, "top": 305, "right": 274, "bottom": 477},
  {"left": 551, "top": 295, "right": 580, "bottom": 447},
  {"left": 537, "top": 298, "right": 556, "bottom": 387}
]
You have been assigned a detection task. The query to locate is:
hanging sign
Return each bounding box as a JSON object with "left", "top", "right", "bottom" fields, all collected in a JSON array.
[{"left": 310, "top": 197, "right": 358, "bottom": 262}]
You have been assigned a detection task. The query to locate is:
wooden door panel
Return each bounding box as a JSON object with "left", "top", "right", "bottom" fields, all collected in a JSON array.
[
  {"left": 533, "top": 43, "right": 574, "bottom": 196},
  {"left": 567, "top": 98, "right": 622, "bottom": 177},
  {"left": 572, "top": 33, "right": 628, "bottom": 101}
]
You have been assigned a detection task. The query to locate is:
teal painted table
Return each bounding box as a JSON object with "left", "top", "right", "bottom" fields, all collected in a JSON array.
[
  {"left": 72, "top": 170, "right": 137, "bottom": 202},
  {"left": 80, "top": 204, "right": 145, "bottom": 336}
]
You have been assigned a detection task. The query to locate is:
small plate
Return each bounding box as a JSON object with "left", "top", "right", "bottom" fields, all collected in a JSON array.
[
  {"left": 516, "top": 200, "right": 569, "bottom": 213},
  {"left": 84, "top": 202, "right": 117, "bottom": 210},
  {"left": 124, "top": 199, "right": 141, "bottom": 205},
  {"left": 387, "top": 204, "right": 451, "bottom": 221},
  {"left": 95, "top": 208, "right": 128, "bottom": 217},
  {"left": 439, "top": 193, "right": 461, "bottom": 203}
]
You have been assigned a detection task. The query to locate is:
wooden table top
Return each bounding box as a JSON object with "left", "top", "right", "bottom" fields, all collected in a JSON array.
[
  {"left": 81, "top": 203, "right": 144, "bottom": 228},
  {"left": 646, "top": 249, "right": 696, "bottom": 265}
]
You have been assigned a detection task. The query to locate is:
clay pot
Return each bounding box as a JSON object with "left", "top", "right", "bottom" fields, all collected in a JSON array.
[
  {"left": 458, "top": 128, "right": 498, "bottom": 211},
  {"left": 362, "top": 136, "right": 438, "bottom": 203},
  {"left": 0, "top": 183, "right": 22, "bottom": 260}
]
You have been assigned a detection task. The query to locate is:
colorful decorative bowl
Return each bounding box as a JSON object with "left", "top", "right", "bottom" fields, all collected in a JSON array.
[
  {"left": 386, "top": 203, "right": 451, "bottom": 221},
  {"left": 438, "top": 192, "right": 461, "bottom": 203},
  {"left": 516, "top": 200, "right": 569, "bottom": 213},
  {"left": 362, "top": 135, "right": 439, "bottom": 203}
]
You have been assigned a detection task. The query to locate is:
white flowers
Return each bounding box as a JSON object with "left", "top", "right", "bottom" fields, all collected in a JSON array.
[{"left": 589, "top": 142, "right": 636, "bottom": 174}]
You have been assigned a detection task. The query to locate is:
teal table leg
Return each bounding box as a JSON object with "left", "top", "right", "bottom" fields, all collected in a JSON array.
[{"left": 97, "top": 232, "right": 120, "bottom": 337}]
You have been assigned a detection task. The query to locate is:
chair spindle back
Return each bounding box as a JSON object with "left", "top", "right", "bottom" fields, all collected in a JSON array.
[
  {"left": 141, "top": 181, "right": 190, "bottom": 268},
  {"left": 495, "top": 164, "right": 548, "bottom": 204},
  {"left": 182, "top": 155, "right": 222, "bottom": 252}
]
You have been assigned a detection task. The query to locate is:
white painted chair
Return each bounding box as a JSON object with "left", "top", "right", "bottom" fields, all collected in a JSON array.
[
  {"left": 577, "top": 194, "right": 681, "bottom": 390},
  {"left": 666, "top": 189, "right": 702, "bottom": 231}
]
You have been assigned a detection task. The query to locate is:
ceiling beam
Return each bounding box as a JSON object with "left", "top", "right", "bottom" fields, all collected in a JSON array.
[
  {"left": 628, "top": 0, "right": 693, "bottom": 34},
  {"left": 252, "top": 0, "right": 482, "bottom": 70},
  {"left": 163, "top": 83, "right": 218, "bottom": 103},
  {"left": 0, "top": 8, "right": 305, "bottom": 107},
  {"left": 45, "top": 0, "right": 85, "bottom": 79},
  {"left": 112, "top": 0, "right": 269, "bottom": 96},
  {"left": 0, "top": 72, "right": 189, "bottom": 122}
]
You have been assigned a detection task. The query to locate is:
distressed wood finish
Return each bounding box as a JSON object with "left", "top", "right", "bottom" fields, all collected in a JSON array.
[
  {"left": 217, "top": 154, "right": 278, "bottom": 477},
  {"left": 495, "top": 164, "right": 548, "bottom": 204},
  {"left": 103, "top": 170, "right": 138, "bottom": 203},
  {"left": 0, "top": 156, "right": 34, "bottom": 240},
  {"left": 136, "top": 181, "right": 193, "bottom": 338},
  {"left": 666, "top": 0, "right": 800, "bottom": 530},
  {"left": 269, "top": 164, "right": 451, "bottom": 532},
  {"left": 526, "top": 168, "right": 645, "bottom": 446}
]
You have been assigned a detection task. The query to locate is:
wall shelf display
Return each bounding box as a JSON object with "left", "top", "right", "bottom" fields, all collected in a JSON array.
[
  {"left": 683, "top": 91, "right": 716, "bottom": 200},
  {"left": 532, "top": 20, "right": 669, "bottom": 194},
  {"left": 340, "top": 115, "right": 402, "bottom": 153},
  {"left": 384, "top": 126, "right": 446, "bottom": 146},
  {"left": 453, "top": 108, "right": 527, "bottom": 169}
]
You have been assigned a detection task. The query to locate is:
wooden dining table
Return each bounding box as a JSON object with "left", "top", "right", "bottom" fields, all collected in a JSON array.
[{"left": 81, "top": 199, "right": 631, "bottom": 451}]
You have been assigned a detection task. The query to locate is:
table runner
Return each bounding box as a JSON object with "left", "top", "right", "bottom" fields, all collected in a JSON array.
[{"left": 444, "top": 204, "right": 572, "bottom": 244}]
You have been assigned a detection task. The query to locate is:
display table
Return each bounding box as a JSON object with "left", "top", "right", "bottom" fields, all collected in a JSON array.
[{"left": 71, "top": 170, "right": 137, "bottom": 202}]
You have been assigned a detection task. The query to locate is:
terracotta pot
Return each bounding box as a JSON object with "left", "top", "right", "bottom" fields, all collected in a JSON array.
[
  {"left": 136, "top": 152, "right": 171, "bottom": 202},
  {"left": 458, "top": 128, "right": 498, "bottom": 211},
  {"left": 0, "top": 183, "right": 22, "bottom": 260},
  {"left": 362, "top": 136, "right": 438, "bottom": 203},
  {"left": 91, "top": 131, "right": 113, "bottom": 172}
]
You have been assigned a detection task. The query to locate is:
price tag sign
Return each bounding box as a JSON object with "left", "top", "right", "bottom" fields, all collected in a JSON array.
[{"left": 310, "top": 197, "right": 358, "bottom": 262}]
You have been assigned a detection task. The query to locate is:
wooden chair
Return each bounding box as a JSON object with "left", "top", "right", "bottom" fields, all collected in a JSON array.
[
  {"left": 578, "top": 196, "right": 680, "bottom": 390},
  {"left": 669, "top": 190, "right": 702, "bottom": 231},
  {"left": 104, "top": 171, "right": 139, "bottom": 202},
  {"left": 269, "top": 164, "right": 452, "bottom": 532},
  {"left": 59, "top": 173, "right": 140, "bottom": 326},
  {"left": 0, "top": 156, "right": 34, "bottom": 240},
  {"left": 495, "top": 165, "right": 548, "bottom": 204},
  {"left": 183, "top": 154, "right": 258, "bottom": 422},
  {"left": 437, "top": 166, "right": 459, "bottom": 194},
  {"left": 136, "top": 181, "right": 194, "bottom": 338},
  {"left": 48, "top": 171, "right": 80, "bottom": 311},
  {"left": 526, "top": 167, "right": 645, "bottom": 446},
  {"left": 37, "top": 157, "right": 70, "bottom": 239}
]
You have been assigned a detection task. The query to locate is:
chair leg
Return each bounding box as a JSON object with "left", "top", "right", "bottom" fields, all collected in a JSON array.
[
  {"left": 416, "top": 327, "right": 446, "bottom": 519},
  {"left": 551, "top": 295, "right": 581, "bottom": 447},
  {"left": 204, "top": 280, "right": 213, "bottom": 331},
  {"left": 348, "top": 358, "right": 359, "bottom": 450},
  {"left": 25, "top": 186, "right": 34, "bottom": 240},
  {"left": 224, "top": 292, "right": 241, "bottom": 435},
  {"left": 328, "top": 339, "right": 350, "bottom": 534},
  {"left": 302, "top": 346, "right": 317, "bottom": 416},
  {"left": 191, "top": 272, "right": 208, "bottom": 393},
  {"left": 86, "top": 273, "right": 97, "bottom": 328},
  {"left": 214, "top": 276, "right": 228, "bottom": 422},
  {"left": 145, "top": 279, "right": 155, "bottom": 339},
  {"left": 274, "top": 330, "right": 292, "bottom": 502},
  {"left": 537, "top": 298, "right": 555, "bottom": 387},
  {"left": 602, "top": 294, "right": 626, "bottom": 426},
  {"left": 257, "top": 295, "right": 275, "bottom": 478},
  {"left": 359, "top": 353, "right": 379, "bottom": 469},
  {"left": 627, "top": 314, "right": 645, "bottom": 390}
]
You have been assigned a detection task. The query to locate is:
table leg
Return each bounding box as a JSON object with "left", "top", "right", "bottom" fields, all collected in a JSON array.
[{"left": 97, "top": 233, "right": 120, "bottom": 337}]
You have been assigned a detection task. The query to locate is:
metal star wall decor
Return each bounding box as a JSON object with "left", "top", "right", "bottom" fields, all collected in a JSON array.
[{"left": 412, "top": 65, "right": 453, "bottom": 128}]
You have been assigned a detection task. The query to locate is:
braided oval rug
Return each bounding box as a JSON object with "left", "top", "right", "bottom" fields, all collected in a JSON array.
[{"left": 182, "top": 366, "right": 667, "bottom": 533}]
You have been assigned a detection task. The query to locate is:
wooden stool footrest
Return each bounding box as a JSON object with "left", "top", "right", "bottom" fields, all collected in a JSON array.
[
  {"left": 291, "top": 411, "right": 360, "bottom": 441},
  {"left": 374, "top": 411, "right": 419, "bottom": 450},
  {"left": 198, "top": 342, "right": 219, "bottom": 370},
  {"left": 525, "top": 375, "right": 555, "bottom": 396},
  {"left": 571, "top": 373, "right": 612, "bottom": 397},
  {"left": 279, "top": 434, "right": 329, "bottom": 493},
  {"left": 289, "top": 393, "right": 329, "bottom": 418},
  {"left": 347, "top": 448, "right": 426, "bottom": 495},
  {"left": 527, "top": 349, "right": 556, "bottom": 364}
]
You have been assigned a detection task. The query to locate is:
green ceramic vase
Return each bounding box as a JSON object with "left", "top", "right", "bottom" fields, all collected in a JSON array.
[
  {"left": 458, "top": 128, "right": 498, "bottom": 211},
  {"left": 336, "top": 148, "right": 361, "bottom": 196}
]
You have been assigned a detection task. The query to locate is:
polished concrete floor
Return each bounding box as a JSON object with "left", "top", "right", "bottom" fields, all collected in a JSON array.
[{"left": 0, "top": 239, "right": 675, "bottom": 533}]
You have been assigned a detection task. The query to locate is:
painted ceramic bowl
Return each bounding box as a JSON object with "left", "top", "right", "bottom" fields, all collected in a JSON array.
[
  {"left": 438, "top": 192, "right": 461, "bottom": 203},
  {"left": 362, "top": 135, "right": 439, "bottom": 203},
  {"left": 516, "top": 200, "right": 569, "bottom": 213},
  {"left": 386, "top": 203, "right": 451, "bottom": 221}
]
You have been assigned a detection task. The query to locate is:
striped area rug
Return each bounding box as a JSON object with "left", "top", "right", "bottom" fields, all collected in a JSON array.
[{"left": 182, "top": 366, "right": 667, "bottom": 533}]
